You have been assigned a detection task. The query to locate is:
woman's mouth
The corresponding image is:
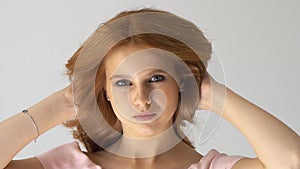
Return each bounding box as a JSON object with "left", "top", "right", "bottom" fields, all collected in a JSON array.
[{"left": 132, "top": 112, "right": 157, "bottom": 121}]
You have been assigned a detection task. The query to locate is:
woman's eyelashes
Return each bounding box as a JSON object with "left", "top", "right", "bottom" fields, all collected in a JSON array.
[
  {"left": 115, "top": 74, "right": 166, "bottom": 87},
  {"left": 148, "top": 74, "right": 165, "bottom": 82},
  {"left": 115, "top": 79, "right": 131, "bottom": 87}
]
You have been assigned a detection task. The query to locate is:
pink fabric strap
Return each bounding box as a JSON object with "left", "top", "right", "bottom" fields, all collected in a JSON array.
[{"left": 188, "top": 149, "right": 244, "bottom": 169}]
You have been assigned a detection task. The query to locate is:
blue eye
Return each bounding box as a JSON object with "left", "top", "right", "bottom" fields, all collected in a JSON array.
[
  {"left": 115, "top": 79, "right": 131, "bottom": 86},
  {"left": 149, "top": 75, "right": 165, "bottom": 82}
]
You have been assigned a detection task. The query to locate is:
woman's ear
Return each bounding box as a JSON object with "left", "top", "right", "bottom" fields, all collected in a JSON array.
[
  {"left": 106, "top": 95, "right": 110, "bottom": 102},
  {"left": 179, "top": 82, "right": 184, "bottom": 92},
  {"left": 103, "top": 89, "right": 110, "bottom": 102}
]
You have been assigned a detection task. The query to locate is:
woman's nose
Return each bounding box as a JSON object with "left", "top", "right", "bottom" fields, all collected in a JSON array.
[{"left": 130, "top": 85, "right": 151, "bottom": 112}]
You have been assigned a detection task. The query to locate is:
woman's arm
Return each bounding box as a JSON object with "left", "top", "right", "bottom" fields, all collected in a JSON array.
[
  {"left": 199, "top": 74, "right": 300, "bottom": 169},
  {"left": 225, "top": 88, "right": 300, "bottom": 169},
  {"left": 0, "top": 85, "right": 76, "bottom": 169}
]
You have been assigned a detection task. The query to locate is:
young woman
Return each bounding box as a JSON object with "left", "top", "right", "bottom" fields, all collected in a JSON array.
[{"left": 1, "top": 8, "right": 299, "bottom": 169}]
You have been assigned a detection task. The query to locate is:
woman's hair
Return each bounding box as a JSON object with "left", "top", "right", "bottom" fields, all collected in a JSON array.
[{"left": 64, "top": 8, "right": 211, "bottom": 153}]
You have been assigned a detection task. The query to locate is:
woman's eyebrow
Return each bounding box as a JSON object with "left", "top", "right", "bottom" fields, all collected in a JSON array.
[
  {"left": 109, "top": 69, "right": 167, "bottom": 80},
  {"left": 147, "top": 69, "right": 166, "bottom": 75},
  {"left": 109, "top": 74, "right": 131, "bottom": 80},
  {"left": 147, "top": 70, "right": 169, "bottom": 77}
]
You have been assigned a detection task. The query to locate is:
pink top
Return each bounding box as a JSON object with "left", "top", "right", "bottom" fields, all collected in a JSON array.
[{"left": 36, "top": 142, "right": 244, "bottom": 169}]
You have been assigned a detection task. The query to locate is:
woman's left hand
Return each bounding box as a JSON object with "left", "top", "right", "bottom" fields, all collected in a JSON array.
[{"left": 198, "top": 72, "right": 227, "bottom": 115}]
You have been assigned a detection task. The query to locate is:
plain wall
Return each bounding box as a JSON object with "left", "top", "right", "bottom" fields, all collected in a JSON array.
[{"left": 0, "top": 0, "right": 299, "bottom": 159}]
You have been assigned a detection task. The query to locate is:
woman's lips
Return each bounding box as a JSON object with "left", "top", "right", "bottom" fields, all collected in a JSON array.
[{"left": 132, "top": 112, "right": 157, "bottom": 121}]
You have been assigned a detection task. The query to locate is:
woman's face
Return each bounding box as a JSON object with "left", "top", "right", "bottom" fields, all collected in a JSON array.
[{"left": 105, "top": 45, "right": 180, "bottom": 138}]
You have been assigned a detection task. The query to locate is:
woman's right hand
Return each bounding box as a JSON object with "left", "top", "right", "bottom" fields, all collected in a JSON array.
[{"left": 49, "top": 84, "right": 77, "bottom": 122}]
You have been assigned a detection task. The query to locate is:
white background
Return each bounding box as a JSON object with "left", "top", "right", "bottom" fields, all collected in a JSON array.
[{"left": 0, "top": 0, "right": 299, "bottom": 159}]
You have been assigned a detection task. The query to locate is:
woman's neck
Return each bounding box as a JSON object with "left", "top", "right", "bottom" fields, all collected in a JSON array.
[
  {"left": 105, "top": 126, "right": 182, "bottom": 158},
  {"left": 88, "top": 127, "right": 202, "bottom": 169}
]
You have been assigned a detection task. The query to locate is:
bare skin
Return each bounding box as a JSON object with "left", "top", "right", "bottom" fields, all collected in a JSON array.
[{"left": 2, "top": 77, "right": 300, "bottom": 169}]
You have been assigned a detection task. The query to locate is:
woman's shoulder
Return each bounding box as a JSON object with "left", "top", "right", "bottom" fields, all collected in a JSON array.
[{"left": 36, "top": 141, "right": 101, "bottom": 169}]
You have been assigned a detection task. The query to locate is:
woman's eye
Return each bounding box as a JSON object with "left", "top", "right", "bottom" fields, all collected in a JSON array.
[
  {"left": 149, "top": 75, "right": 165, "bottom": 82},
  {"left": 115, "top": 80, "right": 131, "bottom": 86}
]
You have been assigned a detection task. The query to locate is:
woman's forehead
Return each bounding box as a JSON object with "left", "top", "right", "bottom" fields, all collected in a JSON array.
[
  {"left": 105, "top": 45, "right": 147, "bottom": 67},
  {"left": 105, "top": 45, "right": 166, "bottom": 75}
]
